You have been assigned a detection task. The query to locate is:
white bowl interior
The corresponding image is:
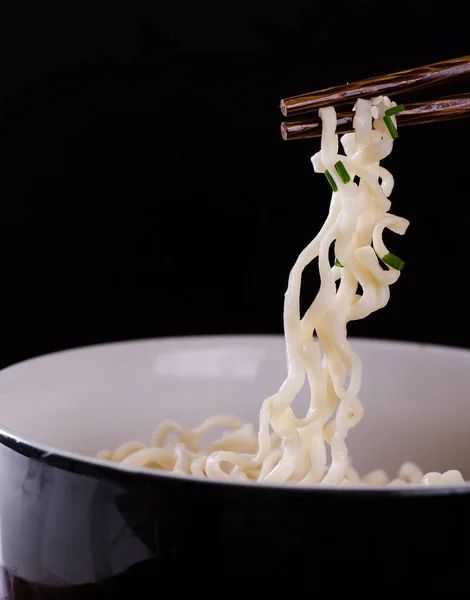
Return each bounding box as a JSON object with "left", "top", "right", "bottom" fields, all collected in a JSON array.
[{"left": 0, "top": 335, "right": 469, "bottom": 479}]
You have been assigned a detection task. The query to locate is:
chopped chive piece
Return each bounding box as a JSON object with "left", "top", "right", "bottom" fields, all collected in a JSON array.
[
  {"left": 382, "top": 252, "right": 405, "bottom": 271},
  {"left": 324, "top": 170, "right": 338, "bottom": 192},
  {"left": 334, "top": 160, "right": 351, "bottom": 184},
  {"left": 385, "top": 104, "right": 405, "bottom": 117},
  {"left": 383, "top": 115, "right": 399, "bottom": 139},
  {"left": 334, "top": 258, "right": 343, "bottom": 268}
]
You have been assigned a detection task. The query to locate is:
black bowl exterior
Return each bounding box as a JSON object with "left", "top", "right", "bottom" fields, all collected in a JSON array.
[{"left": 1, "top": 434, "right": 470, "bottom": 599}]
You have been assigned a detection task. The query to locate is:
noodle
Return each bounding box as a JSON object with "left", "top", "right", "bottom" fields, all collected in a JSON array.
[{"left": 99, "top": 96, "right": 465, "bottom": 486}]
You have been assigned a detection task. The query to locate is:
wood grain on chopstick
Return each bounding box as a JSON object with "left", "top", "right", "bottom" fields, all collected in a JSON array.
[
  {"left": 280, "top": 56, "right": 470, "bottom": 118},
  {"left": 281, "top": 94, "right": 470, "bottom": 141}
]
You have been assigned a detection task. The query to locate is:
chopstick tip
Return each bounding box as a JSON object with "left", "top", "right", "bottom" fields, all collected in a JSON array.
[
  {"left": 280, "top": 122, "right": 289, "bottom": 141},
  {"left": 280, "top": 99, "right": 288, "bottom": 117}
]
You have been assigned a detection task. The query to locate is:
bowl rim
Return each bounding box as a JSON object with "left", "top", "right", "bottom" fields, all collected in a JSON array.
[{"left": 1, "top": 334, "right": 470, "bottom": 497}]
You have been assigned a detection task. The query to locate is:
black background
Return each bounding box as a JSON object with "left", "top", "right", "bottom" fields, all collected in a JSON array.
[{"left": 0, "top": 1, "right": 469, "bottom": 368}]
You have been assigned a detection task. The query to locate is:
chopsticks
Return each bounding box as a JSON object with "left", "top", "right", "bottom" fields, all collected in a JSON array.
[
  {"left": 281, "top": 94, "right": 470, "bottom": 141},
  {"left": 280, "top": 56, "right": 470, "bottom": 141}
]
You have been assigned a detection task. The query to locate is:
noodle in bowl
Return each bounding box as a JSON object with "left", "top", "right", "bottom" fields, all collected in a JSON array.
[
  {"left": 0, "top": 335, "right": 469, "bottom": 489},
  {"left": 97, "top": 98, "right": 466, "bottom": 487}
]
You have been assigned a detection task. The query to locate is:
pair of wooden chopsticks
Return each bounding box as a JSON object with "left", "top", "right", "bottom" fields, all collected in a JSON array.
[{"left": 280, "top": 56, "right": 470, "bottom": 141}]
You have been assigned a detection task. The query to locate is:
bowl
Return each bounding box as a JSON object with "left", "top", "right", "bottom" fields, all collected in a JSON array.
[{"left": 1, "top": 335, "right": 470, "bottom": 598}]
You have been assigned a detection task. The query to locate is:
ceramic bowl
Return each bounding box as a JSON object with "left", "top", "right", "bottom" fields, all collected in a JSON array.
[{"left": 1, "top": 335, "right": 470, "bottom": 598}]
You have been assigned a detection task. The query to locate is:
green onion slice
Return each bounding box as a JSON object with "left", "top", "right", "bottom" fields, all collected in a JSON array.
[
  {"left": 382, "top": 252, "right": 405, "bottom": 271},
  {"left": 334, "top": 258, "right": 343, "bottom": 268},
  {"left": 383, "top": 115, "right": 399, "bottom": 139},
  {"left": 334, "top": 160, "right": 351, "bottom": 184},
  {"left": 385, "top": 104, "right": 405, "bottom": 117},
  {"left": 325, "top": 170, "right": 338, "bottom": 192}
]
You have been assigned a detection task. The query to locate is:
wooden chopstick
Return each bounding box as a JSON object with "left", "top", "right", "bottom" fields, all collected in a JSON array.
[
  {"left": 281, "top": 93, "right": 470, "bottom": 141},
  {"left": 280, "top": 56, "right": 470, "bottom": 118}
]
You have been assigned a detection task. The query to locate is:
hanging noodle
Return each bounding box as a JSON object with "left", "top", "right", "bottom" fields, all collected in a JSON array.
[{"left": 98, "top": 96, "right": 465, "bottom": 486}]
